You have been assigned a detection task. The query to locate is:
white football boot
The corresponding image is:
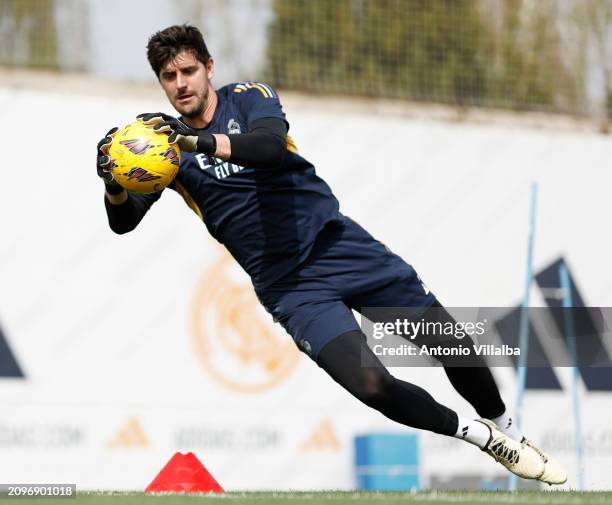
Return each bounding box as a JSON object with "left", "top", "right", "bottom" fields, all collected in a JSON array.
[
  {"left": 478, "top": 419, "right": 545, "bottom": 480},
  {"left": 522, "top": 438, "right": 567, "bottom": 485}
]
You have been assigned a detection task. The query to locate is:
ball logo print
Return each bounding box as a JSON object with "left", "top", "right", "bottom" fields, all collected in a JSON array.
[
  {"left": 191, "top": 254, "right": 300, "bottom": 393},
  {"left": 119, "top": 138, "right": 153, "bottom": 155},
  {"left": 123, "top": 167, "right": 162, "bottom": 183},
  {"left": 161, "top": 147, "right": 180, "bottom": 166}
]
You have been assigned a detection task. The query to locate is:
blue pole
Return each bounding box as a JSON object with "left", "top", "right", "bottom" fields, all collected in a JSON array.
[
  {"left": 509, "top": 183, "right": 538, "bottom": 492},
  {"left": 560, "top": 262, "right": 584, "bottom": 490}
]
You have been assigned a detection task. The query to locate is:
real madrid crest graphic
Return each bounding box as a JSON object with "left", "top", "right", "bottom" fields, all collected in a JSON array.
[
  {"left": 227, "top": 118, "right": 241, "bottom": 135},
  {"left": 191, "top": 253, "right": 300, "bottom": 393}
]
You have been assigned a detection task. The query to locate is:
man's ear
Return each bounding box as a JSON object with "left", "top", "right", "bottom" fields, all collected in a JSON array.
[{"left": 206, "top": 58, "right": 215, "bottom": 80}]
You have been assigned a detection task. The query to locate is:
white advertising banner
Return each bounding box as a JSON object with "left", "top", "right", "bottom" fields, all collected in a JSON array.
[{"left": 0, "top": 83, "right": 610, "bottom": 490}]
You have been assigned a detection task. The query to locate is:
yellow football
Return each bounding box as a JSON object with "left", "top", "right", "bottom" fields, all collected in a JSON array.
[{"left": 108, "top": 120, "right": 180, "bottom": 193}]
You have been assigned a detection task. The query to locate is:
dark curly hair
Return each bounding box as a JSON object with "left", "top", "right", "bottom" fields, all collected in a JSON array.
[{"left": 147, "top": 24, "right": 211, "bottom": 77}]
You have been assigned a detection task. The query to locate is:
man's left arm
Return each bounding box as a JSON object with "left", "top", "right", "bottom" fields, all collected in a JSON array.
[
  {"left": 213, "top": 117, "right": 287, "bottom": 168},
  {"left": 138, "top": 113, "right": 288, "bottom": 169}
]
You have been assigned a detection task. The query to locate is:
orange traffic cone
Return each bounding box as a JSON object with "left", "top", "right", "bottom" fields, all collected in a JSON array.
[{"left": 145, "top": 452, "right": 224, "bottom": 493}]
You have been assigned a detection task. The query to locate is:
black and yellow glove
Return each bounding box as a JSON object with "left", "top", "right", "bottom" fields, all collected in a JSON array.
[
  {"left": 137, "top": 112, "right": 216, "bottom": 155},
  {"left": 96, "top": 127, "right": 124, "bottom": 195}
]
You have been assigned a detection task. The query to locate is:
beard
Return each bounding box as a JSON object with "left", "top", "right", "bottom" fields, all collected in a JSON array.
[
  {"left": 173, "top": 85, "right": 208, "bottom": 119},
  {"left": 177, "top": 98, "right": 204, "bottom": 119}
]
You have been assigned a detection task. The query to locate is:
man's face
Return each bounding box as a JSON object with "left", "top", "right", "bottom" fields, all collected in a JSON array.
[{"left": 158, "top": 50, "right": 214, "bottom": 118}]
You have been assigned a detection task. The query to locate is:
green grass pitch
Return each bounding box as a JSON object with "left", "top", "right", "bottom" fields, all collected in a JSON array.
[{"left": 7, "top": 491, "right": 611, "bottom": 505}]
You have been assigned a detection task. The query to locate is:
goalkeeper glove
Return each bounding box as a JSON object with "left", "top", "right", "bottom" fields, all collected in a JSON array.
[
  {"left": 137, "top": 112, "right": 216, "bottom": 155},
  {"left": 96, "top": 127, "right": 124, "bottom": 195}
]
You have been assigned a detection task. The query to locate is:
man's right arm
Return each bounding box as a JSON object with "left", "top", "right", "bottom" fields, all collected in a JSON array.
[
  {"left": 104, "top": 188, "right": 163, "bottom": 234},
  {"left": 97, "top": 128, "right": 162, "bottom": 234}
]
